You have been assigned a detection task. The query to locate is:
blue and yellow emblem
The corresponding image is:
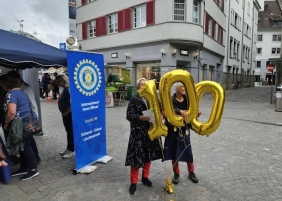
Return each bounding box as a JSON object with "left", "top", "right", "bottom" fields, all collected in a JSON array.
[{"left": 74, "top": 59, "right": 102, "bottom": 96}]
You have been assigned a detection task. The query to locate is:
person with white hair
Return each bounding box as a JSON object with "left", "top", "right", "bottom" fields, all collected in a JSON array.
[
  {"left": 125, "top": 78, "right": 163, "bottom": 195},
  {"left": 163, "top": 82, "right": 201, "bottom": 185}
]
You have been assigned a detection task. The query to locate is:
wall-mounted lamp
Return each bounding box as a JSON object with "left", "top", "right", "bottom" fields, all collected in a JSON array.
[
  {"left": 79, "top": 44, "right": 82, "bottom": 50},
  {"left": 161, "top": 49, "right": 166, "bottom": 57},
  {"left": 172, "top": 49, "right": 177, "bottom": 56},
  {"left": 125, "top": 53, "right": 130, "bottom": 59},
  {"left": 194, "top": 54, "right": 198, "bottom": 60}
]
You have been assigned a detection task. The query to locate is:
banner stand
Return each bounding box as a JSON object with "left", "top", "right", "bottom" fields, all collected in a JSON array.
[
  {"left": 72, "top": 155, "right": 113, "bottom": 175},
  {"left": 67, "top": 51, "right": 111, "bottom": 173}
]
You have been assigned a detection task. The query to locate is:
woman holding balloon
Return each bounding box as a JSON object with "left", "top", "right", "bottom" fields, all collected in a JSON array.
[
  {"left": 163, "top": 82, "right": 201, "bottom": 185},
  {"left": 125, "top": 78, "right": 163, "bottom": 195}
]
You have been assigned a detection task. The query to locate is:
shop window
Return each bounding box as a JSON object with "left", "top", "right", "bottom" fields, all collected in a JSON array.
[
  {"left": 174, "top": 0, "right": 185, "bottom": 21},
  {"left": 134, "top": 4, "right": 146, "bottom": 28},
  {"left": 136, "top": 63, "right": 161, "bottom": 88}
]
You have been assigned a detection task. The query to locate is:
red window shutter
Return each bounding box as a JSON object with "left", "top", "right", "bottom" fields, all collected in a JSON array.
[
  {"left": 81, "top": 0, "right": 86, "bottom": 6},
  {"left": 96, "top": 16, "right": 107, "bottom": 37},
  {"left": 221, "top": 28, "right": 224, "bottom": 44},
  {"left": 205, "top": 12, "right": 209, "bottom": 34},
  {"left": 82, "top": 22, "right": 87, "bottom": 40},
  {"left": 212, "top": 20, "right": 216, "bottom": 38},
  {"left": 217, "top": 25, "right": 220, "bottom": 41},
  {"left": 124, "top": 8, "right": 132, "bottom": 30},
  {"left": 146, "top": 0, "right": 155, "bottom": 26},
  {"left": 118, "top": 10, "right": 124, "bottom": 32},
  {"left": 96, "top": 17, "right": 101, "bottom": 37},
  {"left": 101, "top": 16, "right": 107, "bottom": 36}
]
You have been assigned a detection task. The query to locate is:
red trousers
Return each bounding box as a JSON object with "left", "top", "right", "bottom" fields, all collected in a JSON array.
[
  {"left": 172, "top": 160, "right": 194, "bottom": 174},
  {"left": 130, "top": 162, "right": 151, "bottom": 184}
]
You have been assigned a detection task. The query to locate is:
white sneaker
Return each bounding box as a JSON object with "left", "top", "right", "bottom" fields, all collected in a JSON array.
[
  {"left": 60, "top": 149, "right": 68, "bottom": 156},
  {"left": 62, "top": 150, "right": 74, "bottom": 159}
]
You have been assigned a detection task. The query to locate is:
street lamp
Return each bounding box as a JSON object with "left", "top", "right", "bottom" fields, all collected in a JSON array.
[{"left": 16, "top": 20, "right": 24, "bottom": 33}]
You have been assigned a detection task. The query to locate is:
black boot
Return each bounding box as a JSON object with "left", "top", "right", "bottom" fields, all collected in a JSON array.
[
  {"left": 188, "top": 172, "right": 198, "bottom": 183},
  {"left": 141, "top": 177, "right": 152, "bottom": 187},
  {"left": 129, "top": 184, "right": 136, "bottom": 195}
]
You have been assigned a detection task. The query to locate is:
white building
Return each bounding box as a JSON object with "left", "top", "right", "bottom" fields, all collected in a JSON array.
[
  {"left": 76, "top": 0, "right": 226, "bottom": 88},
  {"left": 76, "top": 0, "right": 261, "bottom": 90},
  {"left": 223, "top": 0, "right": 261, "bottom": 90},
  {"left": 256, "top": 0, "right": 282, "bottom": 85}
]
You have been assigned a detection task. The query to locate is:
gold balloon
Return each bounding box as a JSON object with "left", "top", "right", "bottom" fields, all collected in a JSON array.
[
  {"left": 159, "top": 69, "right": 198, "bottom": 127},
  {"left": 165, "top": 177, "right": 174, "bottom": 194},
  {"left": 191, "top": 81, "right": 225, "bottom": 136},
  {"left": 138, "top": 80, "right": 168, "bottom": 140}
]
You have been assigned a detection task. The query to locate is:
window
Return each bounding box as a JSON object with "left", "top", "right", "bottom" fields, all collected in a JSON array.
[
  {"left": 192, "top": 1, "right": 199, "bottom": 23},
  {"left": 230, "top": 37, "right": 233, "bottom": 58},
  {"left": 208, "top": 18, "right": 213, "bottom": 36},
  {"left": 235, "top": 14, "right": 238, "bottom": 28},
  {"left": 233, "top": 40, "right": 237, "bottom": 58},
  {"left": 87, "top": 20, "right": 95, "bottom": 38},
  {"left": 134, "top": 4, "right": 146, "bottom": 28},
  {"left": 243, "top": 46, "right": 245, "bottom": 62},
  {"left": 108, "top": 13, "right": 118, "bottom": 33},
  {"left": 257, "top": 48, "right": 262, "bottom": 54},
  {"left": 247, "top": 2, "right": 250, "bottom": 15},
  {"left": 174, "top": 0, "right": 185, "bottom": 21},
  {"left": 272, "top": 48, "right": 276, "bottom": 54},
  {"left": 88, "top": 0, "right": 94, "bottom": 2},
  {"left": 231, "top": 9, "right": 233, "bottom": 25},
  {"left": 273, "top": 35, "right": 281, "bottom": 42},
  {"left": 257, "top": 35, "right": 262, "bottom": 41},
  {"left": 237, "top": 43, "right": 240, "bottom": 60},
  {"left": 278, "top": 48, "right": 281, "bottom": 54},
  {"left": 256, "top": 61, "right": 261, "bottom": 68}
]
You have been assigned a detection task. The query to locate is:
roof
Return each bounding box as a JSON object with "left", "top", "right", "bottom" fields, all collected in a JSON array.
[{"left": 258, "top": 1, "right": 282, "bottom": 29}]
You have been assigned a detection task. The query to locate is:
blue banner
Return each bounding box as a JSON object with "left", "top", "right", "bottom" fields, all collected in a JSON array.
[{"left": 67, "top": 51, "right": 106, "bottom": 171}]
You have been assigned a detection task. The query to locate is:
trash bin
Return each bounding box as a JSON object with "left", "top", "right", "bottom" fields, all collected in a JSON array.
[{"left": 275, "top": 91, "right": 282, "bottom": 112}]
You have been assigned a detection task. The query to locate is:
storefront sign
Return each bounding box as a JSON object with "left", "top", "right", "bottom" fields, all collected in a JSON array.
[
  {"left": 180, "top": 49, "right": 189, "bottom": 56},
  {"left": 111, "top": 53, "right": 118, "bottom": 58},
  {"left": 67, "top": 51, "right": 107, "bottom": 171}
]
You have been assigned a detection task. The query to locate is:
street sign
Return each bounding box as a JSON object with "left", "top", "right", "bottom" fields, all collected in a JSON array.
[{"left": 59, "top": 43, "right": 66, "bottom": 51}]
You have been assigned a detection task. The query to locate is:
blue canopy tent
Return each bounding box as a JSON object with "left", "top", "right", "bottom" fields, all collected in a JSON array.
[
  {"left": 0, "top": 29, "right": 67, "bottom": 69},
  {"left": 0, "top": 29, "right": 67, "bottom": 183}
]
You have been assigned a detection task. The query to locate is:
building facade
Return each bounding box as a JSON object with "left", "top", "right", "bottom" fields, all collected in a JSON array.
[
  {"left": 223, "top": 0, "right": 261, "bottom": 90},
  {"left": 256, "top": 0, "right": 282, "bottom": 85},
  {"left": 76, "top": 0, "right": 227, "bottom": 88},
  {"left": 76, "top": 0, "right": 261, "bottom": 89}
]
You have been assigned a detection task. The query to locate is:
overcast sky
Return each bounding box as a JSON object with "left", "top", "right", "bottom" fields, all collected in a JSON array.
[{"left": 0, "top": 0, "right": 69, "bottom": 48}]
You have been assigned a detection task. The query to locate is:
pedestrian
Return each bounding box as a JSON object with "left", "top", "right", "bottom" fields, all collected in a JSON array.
[
  {"left": 6, "top": 71, "right": 42, "bottom": 163},
  {"left": 163, "top": 82, "right": 201, "bottom": 185},
  {"left": 52, "top": 72, "right": 59, "bottom": 100},
  {"left": 41, "top": 73, "right": 50, "bottom": 98},
  {"left": 125, "top": 77, "right": 163, "bottom": 195},
  {"left": 55, "top": 75, "right": 74, "bottom": 159},
  {"left": 1, "top": 74, "right": 39, "bottom": 180}
]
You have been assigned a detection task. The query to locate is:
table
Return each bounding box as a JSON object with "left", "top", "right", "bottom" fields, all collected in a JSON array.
[{"left": 113, "top": 91, "right": 127, "bottom": 106}]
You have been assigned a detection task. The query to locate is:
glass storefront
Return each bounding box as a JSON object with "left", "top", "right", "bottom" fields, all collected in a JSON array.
[{"left": 136, "top": 62, "right": 161, "bottom": 88}]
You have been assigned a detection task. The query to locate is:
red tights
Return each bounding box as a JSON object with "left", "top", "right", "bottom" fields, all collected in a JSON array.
[
  {"left": 130, "top": 162, "right": 151, "bottom": 184},
  {"left": 172, "top": 160, "right": 194, "bottom": 174}
]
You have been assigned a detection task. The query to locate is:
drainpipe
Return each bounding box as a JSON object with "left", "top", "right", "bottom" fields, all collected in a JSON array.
[
  {"left": 250, "top": 5, "right": 255, "bottom": 86},
  {"left": 198, "top": 0, "right": 206, "bottom": 83},
  {"left": 226, "top": 0, "right": 231, "bottom": 89},
  {"left": 240, "top": 0, "right": 246, "bottom": 88}
]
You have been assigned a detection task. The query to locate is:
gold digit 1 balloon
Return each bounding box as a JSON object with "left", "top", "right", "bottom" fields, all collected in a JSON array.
[
  {"left": 191, "top": 81, "right": 225, "bottom": 136},
  {"left": 159, "top": 69, "right": 198, "bottom": 127},
  {"left": 138, "top": 80, "right": 168, "bottom": 140}
]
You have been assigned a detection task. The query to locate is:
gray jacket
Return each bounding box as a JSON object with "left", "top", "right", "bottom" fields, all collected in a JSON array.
[{"left": 6, "top": 118, "right": 24, "bottom": 152}]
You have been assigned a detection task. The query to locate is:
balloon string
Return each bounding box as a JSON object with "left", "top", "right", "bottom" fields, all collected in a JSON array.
[{"left": 158, "top": 127, "right": 191, "bottom": 201}]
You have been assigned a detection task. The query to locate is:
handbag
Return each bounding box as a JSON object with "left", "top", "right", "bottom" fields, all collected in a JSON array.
[{"left": 22, "top": 113, "right": 42, "bottom": 138}]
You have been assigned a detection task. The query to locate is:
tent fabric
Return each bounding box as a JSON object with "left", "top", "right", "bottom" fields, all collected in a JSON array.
[{"left": 0, "top": 29, "right": 67, "bottom": 69}]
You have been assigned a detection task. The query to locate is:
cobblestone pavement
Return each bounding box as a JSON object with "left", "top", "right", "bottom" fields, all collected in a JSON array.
[{"left": 1, "top": 86, "right": 282, "bottom": 201}]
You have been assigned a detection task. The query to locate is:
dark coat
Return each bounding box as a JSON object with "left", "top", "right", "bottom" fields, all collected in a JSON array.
[
  {"left": 125, "top": 95, "right": 163, "bottom": 168},
  {"left": 163, "top": 94, "right": 193, "bottom": 162}
]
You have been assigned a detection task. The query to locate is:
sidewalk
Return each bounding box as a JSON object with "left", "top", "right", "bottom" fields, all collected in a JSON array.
[{"left": 1, "top": 86, "right": 282, "bottom": 201}]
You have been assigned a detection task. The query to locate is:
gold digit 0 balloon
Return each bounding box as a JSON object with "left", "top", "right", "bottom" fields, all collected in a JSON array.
[
  {"left": 191, "top": 81, "right": 225, "bottom": 135},
  {"left": 159, "top": 69, "right": 198, "bottom": 127},
  {"left": 138, "top": 80, "right": 168, "bottom": 140}
]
